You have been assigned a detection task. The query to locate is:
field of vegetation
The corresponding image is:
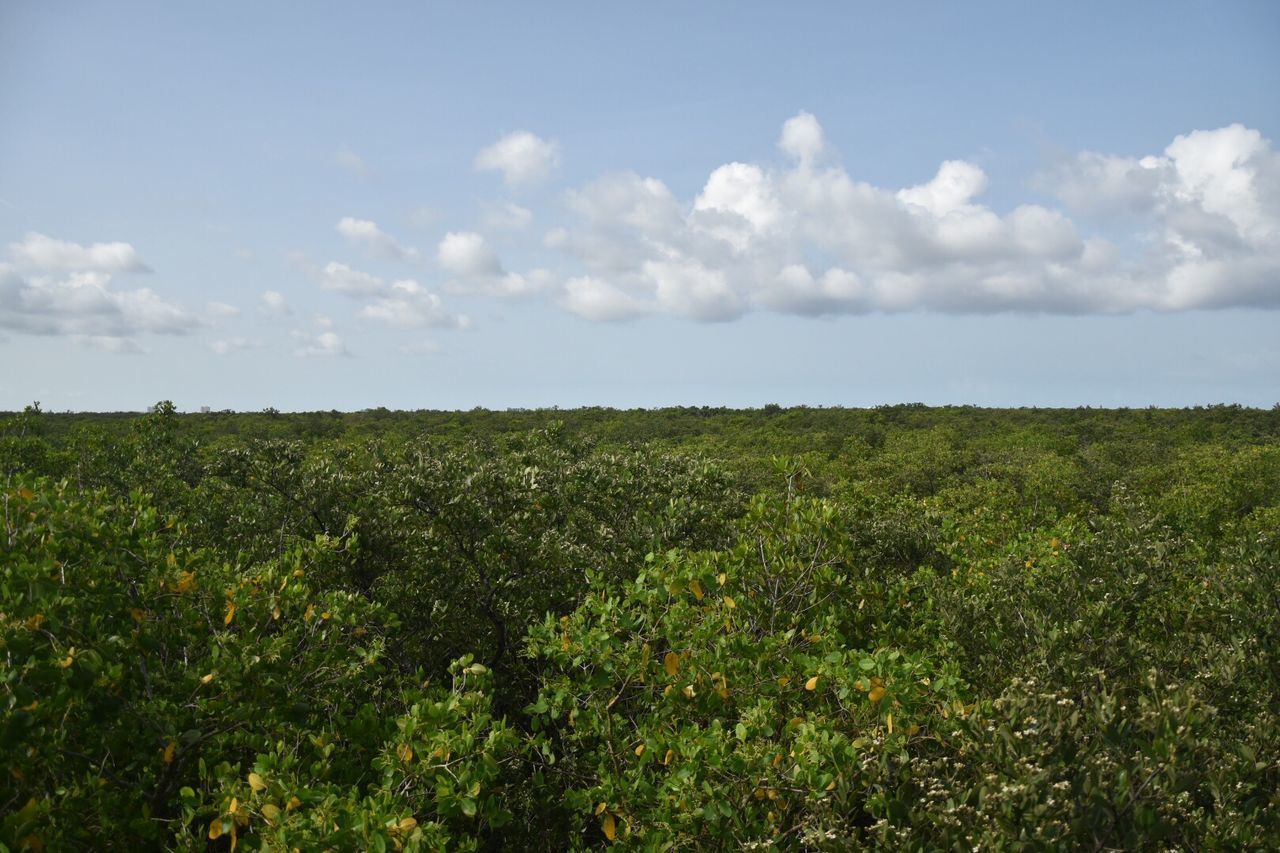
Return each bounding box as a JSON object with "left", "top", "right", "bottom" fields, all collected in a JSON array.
[{"left": 2, "top": 402, "right": 1278, "bottom": 850}]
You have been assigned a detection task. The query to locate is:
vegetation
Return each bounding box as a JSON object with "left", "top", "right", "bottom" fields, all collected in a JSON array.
[{"left": 2, "top": 402, "right": 1278, "bottom": 849}]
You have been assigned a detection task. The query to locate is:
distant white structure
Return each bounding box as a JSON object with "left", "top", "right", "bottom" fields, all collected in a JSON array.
[{"left": 200, "top": 406, "right": 211, "bottom": 414}]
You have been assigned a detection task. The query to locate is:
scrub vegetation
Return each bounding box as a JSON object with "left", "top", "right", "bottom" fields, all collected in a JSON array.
[{"left": 2, "top": 402, "right": 1278, "bottom": 850}]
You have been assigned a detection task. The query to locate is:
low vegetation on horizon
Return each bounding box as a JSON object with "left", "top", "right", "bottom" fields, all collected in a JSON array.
[{"left": 2, "top": 403, "right": 1277, "bottom": 849}]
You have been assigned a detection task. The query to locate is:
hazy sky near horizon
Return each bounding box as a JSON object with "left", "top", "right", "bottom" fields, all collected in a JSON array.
[{"left": 2, "top": 1, "right": 1278, "bottom": 411}]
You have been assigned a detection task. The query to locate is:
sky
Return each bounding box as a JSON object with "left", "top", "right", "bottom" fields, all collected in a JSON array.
[{"left": 1, "top": 1, "right": 1278, "bottom": 411}]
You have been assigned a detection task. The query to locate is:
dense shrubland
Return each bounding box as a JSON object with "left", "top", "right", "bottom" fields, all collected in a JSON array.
[{"left": 2, "top": 403, "right": 1278, "bottom": 849}]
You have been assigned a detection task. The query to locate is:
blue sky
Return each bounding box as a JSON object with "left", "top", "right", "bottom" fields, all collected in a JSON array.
[{"left": 2, "top": 1, "right": 1278, "bottom": 411}]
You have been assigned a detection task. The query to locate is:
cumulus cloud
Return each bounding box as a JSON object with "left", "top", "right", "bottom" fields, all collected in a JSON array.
[
  {"left": 538, "top": 113, "right": 1280, "bottom": 320},
  {"left": 335, "top": 217, "right": 421, "bottom": 261},
  {"left": 259, "top": 290, "right": 292, "bottom": 315},
  {"left": 0, "top": 232, "right": 197, "bottom": 351},
  {"left": 291, "top": 327, "right": 350, "bottom": 358},
  {"left": 8, "top": 232, "right": 151, "bottom": 273},
  {"left": 436, "top": 231, "right": 545, "bottom": 297},
  {"left": 475, "top": 131, "right": 560, "bottom": 189},
  {"left": 313, "top": 259, "right": 467, "bottom": 329}
]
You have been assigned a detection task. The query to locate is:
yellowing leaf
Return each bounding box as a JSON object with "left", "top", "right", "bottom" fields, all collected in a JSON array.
[
  {"left": 634, "top": 743, "right": 646, "bottom": 757},
  {"left": 869, "top": 686, "right": 886, "bottom": 704},
  {"left": 229, "top": 797, "right": 238, "bottom": 814},
  {"left": 200, "top": 672, "right": 216, "bottom": 684},
  {"left": 681, "top": 685, "right": 696, "bottom": 699},
  {"left": 602, "top": 813, "right": 617, "bottom": 842},
  {"left": 717, "top": 572, "right": 727, "bottom": 586},
  {"left": 261, "top": 803, "right": 280, "bottom": 822},
  {"left": 804, "top": 675, "right": 820, "bottom": 691},
  {"left": 663, "top": 651, "right": 680, "bottom": 677},
  {"left": 1050, "top": 537, "right": 1061, "bottom": 549},
  {"left": 886, "top": 713, "right": 894, "bottom": 734},
  {"left": 21, "top": 700, "right": 38, "bottom": 712},
  {"left": 723, "top": 596, "right": 736, "bottom": 609},
  {"left": 777, "top": 676, "right": 791, "bottom": 687},
  {"left": 17, "top": 487, "right": 34, "bottom": 500},
  {"left": 248, "top": 772, "right": 266, "bottom": 792},
  {"left": 304, "top": 603, "right": 315, "bottom": 622},
  {"left": 397, "top": 742, "right": 414, "bottom": 763},
  {"left": 689, "top": 580, "right": 704, "bottom": 601},
  {"left": 58, "top": 655, "right": 74, "bottom": 669},
  {"left": 272, "top": 604, "right": 281, "bottom": 620},
  {"left": 907, "top": 724, "right": 921, "bottom": 736},
  {"left": 663, "top": 749, "right": 674, "bottom": 766},
  {"left": 561, "top": 633, "right": 570, "bottom": 651},
  {"left": 24, "top": 613, "right": 45, "bottom": 631},
  {"left": 594, "top": 802, "right": 607, "bottom": 816},
  {"left": 398, "top": 817, "right": 417, "bottom": 832},
  {"left": 130, "top": 608, "right": 145, "bottom": 623},
  {"left": 175, "top": 571, "right": 196, "bottom": 593},
  {"left": 208, "top": 818, "right": 223, "bottom": 840},
  {"left": 167, "top": 551, "right": 178, "bottom": 569},
  {"left": 163, "top": 741, "right": 176, "bottom": 764},
  {"left": 287, "top": 796, "right": 302, "bottom": 810},
  {"left": 224, "top": 602, "right": 237, "bottom": 626},
  {"left": 320, "top": 611, "right": 331, "bottom": 620}
]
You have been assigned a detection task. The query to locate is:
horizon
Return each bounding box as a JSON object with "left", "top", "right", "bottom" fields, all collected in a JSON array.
[{"left": 3, "top": 1, "right": 1279, "bottom": 410}]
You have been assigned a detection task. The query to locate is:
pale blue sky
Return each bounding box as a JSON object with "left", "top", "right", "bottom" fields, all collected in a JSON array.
[{"left": 2, "top": 1, "right": 1278, "bottom": 410}]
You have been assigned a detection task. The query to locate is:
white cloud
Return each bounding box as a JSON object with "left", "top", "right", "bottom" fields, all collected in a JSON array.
[
  {"left": 336, "top": 217, "right": 421, "bottom": 261},
  {"left": 73, "top": 335, "right": 145, "bottom": 354},
  {"left": 320, "top": 261, "right": 387, "bottom": 297},
  {"left": 437, "top": 231, "right": 502, "bottom": 277},
  {"left": 357, "top": 278, "right": 468, "bottom": 329},
  {"left": 291, "top": 328, "right": 350, "bottom": 358},
  {"left": 9, "top": 232, "right": 150, "bottom": 273},
  {"left": 0, "top": 264, "right": 195, "bottom": 347},
  {"left": 210, "top": 337, "right": 264, "bottom": 355},
  {"left": 538, "top": 113, "right": 1280, "bottom": 320},
  {"left": 259, "top": 290, "right": 291, "bottom": 315},
  {"left": 475, "top": 131, "right": 560, "bottom": 189}
]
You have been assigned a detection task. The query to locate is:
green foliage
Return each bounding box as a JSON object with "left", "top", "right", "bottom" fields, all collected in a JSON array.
[{"left": 1, "top": 405, "right": 1277, "bottom": 848}]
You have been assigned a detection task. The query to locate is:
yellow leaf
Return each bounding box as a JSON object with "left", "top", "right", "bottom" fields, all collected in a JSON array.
[
  {"left": 825, "top": 779, "right": 837, "bottom": 791},
  {"left": 58, "top": 655, "right": 74, "bottom": 669},
  {"left": 663, "top": 651, "right": 679, "bottom": 677},
  {"left": 681, "top": 684, "right": 696, "bottom": 699},
  {"left": 320, "top": 611, "right": 331, "bottom": 620},
  {"left": 272, "top": 604, "right": 281, "bottom": 620},
  {"left": 594, "top": 802, "right": 607, "bottom": 816},
  {"left": 175, "top": 571, "right": 196, "bottom": 593},
  {"left": 208, "top": 818, "right": 223, "bottom": 840},
  {"left": 808, "top": 633, "right": 822, "bottom": 643},
  {"left": 304, "top": 603, "right": 315, "bottom": 622},
  {"left": 167, "top": 551, "right": 178, "bottom": 569},
  {"left": 229, "top": 797, "right": 238, "bottom": 815},
  {"left": 717, "top": 686, "right": 731, "bottom": 699},
  {"left": 1050, "top": 537, "right": 1061, "bottom": 549},
  {"left": 602, "top": 813, "right": 617, "bottom": 842},
  {"left": 24, "top": 613, "right": 45, "bottom": 631},
  {"left": 689, "top": 580, "right": 704, "bottom": 601},
  {"left": 130, "top": 608, "right": 145, "bottom": 623},
  {"left": 201, "top": 672, "right": 216, "bottom": 684},
  {"left": 261, "top": 803, "right": 280, "bottom": 822},
  {"left": 634, "top": 743, "right": 646, "bottom": 757},
  {"left": 561, "top": 633, "right": 570, "bottom": 651},
  {"left": 869, "top": 686, "right": 886, "bottom": 704},
  {"left": 886, "top": 713, "right": 894, "bottom": 734},
  {"left": 17, "top": 487, "right": 34, "bottom": 500},
  {"left": 397, "top": 742, "right": 413, "bottom": 764},
  {"left": 717, "top": 572, "right": 726, "bottom": 586},
  {"left": 907, "top": 724, "right": 921, "bottom": 736},
  {"left": 398, "top": 817, "right": 417, "bottom": 832},
  {"left": 804, "top": 675, "right": 819, "bottom": 691},
  {"left": 21, "top": 700, "right": 38, "bottom": 712},
  {"left": 163, "top": 742, "right": 176, "bottom": 764},
  {"left": 248, "top": 772, "right": 266, "bottom": 792},
  {"left": 723, "top": 596, "right": 736, "bottom": 609},
  {"left": 777, "top": 676, "right": 791, "bottom": 687},
  {"left": 224, "top": 602, "right": 237, "bottom": 626},
  {"left": 293, "top": 568, "right": 304, "bottom": 578},
  {"left": 287, "top": 796, "right": 302, "bottom": 810},
  {"left": 663, "top": 749, "right": 674, "bottom": 766}
]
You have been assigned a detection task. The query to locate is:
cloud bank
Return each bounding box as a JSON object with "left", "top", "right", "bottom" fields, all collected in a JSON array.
[{"left": 539, "top": 114, "right": 1279, "bottom": 321}]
